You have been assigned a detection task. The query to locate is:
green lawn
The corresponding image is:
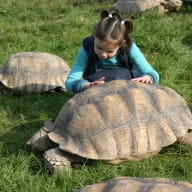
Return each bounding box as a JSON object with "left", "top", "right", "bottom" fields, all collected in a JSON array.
[{"left": 0, "top": 0, "right": 192, "bottom": 191}]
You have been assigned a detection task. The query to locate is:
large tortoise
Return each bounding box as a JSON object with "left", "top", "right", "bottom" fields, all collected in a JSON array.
[
  {"left": 113, "top": 0, "right": 183, "bottom": 14},
  {"left": 27, "top": 80, "right": 192, "bottom": 172},
  {"left": 75, "top": 176, "right": 192, "bottom": 192},
  {"left": 0, "top": 51, "right": 70, "bottom": 92}
]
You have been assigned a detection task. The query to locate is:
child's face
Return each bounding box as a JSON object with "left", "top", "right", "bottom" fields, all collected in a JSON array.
[{"left": 94, "top": 37, "right": 119, "bottom": 60}]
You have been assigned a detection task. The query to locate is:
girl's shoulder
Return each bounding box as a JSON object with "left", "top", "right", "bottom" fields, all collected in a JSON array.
[
  {"left": 82, "top": 36, "right": 94, "bottom": 55},
  {"left": 82, "top": 36, "right": 94, "bottom": 46}
]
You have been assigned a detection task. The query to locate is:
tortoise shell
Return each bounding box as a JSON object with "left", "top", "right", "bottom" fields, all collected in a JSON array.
[
  {"left": 113, "top": 0, "right": 182, "bottom": 14},
  {"left": 0, "top": 51, "right": 70, "bottom": 92},
  {"left": 113, "top": 0, "right": 161, "bottom": 14},
  {"left": 47, "top": 80, "right": 192, "bottom": 162},
  {"left": 75, "top": 177, "right": 192, "bottom": 192}
]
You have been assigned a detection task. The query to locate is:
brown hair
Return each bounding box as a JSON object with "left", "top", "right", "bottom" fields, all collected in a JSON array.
[{"left": 93, "top": 8, "right": 133, "bottom": 50}]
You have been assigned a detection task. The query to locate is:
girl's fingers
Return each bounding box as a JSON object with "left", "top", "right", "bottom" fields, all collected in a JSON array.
[
  {"left": 98, "top": 77, "right": 105, "bottom": 81},
  {"left": 131, "top": 77, "right": 152, "bottom": 84}
]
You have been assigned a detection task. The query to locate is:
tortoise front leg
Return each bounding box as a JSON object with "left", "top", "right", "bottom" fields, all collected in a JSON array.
[{"left": 43, "top": 147, "right": 83, "bottom": 174}]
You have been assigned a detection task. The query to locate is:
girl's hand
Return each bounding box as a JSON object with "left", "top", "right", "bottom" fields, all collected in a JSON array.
[
  {"left": 91, "top": 77, "right": 105, "bottom": 86},
  {"left": 83, "top": 77, "right": 105, "bottom": 90},
  {"left": 131, "top": 75, "right": 153, "bottom": 84}
]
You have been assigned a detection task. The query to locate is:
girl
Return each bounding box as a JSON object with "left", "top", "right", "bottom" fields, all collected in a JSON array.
[{"left": 65, "top": 8, "right": 159, "bottom": 93}]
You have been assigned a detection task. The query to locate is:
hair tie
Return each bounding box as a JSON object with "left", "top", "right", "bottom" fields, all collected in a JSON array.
[
  {"left": 121, "top": 20, "right": 125, "bottom": 25},
  {"left": 108, "top": 14, "right": 113, "bottom": 18}
]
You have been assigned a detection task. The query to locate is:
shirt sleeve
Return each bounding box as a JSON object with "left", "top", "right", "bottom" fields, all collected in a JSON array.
[
  {"left": 65, "top": 47, "right": 89, "bottom": 93},
  {"left": 129, "top": 42, "right": 160, "bottom": 84}
]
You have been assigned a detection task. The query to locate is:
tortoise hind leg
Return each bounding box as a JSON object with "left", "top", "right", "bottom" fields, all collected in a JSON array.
[
  {"left": 43, "top": 147, "right": 83, "bottom": 174},
  {"left": 178, "top": 130, "right": 192, "bottom": 147}
]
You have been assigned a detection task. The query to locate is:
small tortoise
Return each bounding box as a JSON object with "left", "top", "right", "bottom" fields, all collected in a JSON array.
[
  {"left": 0, "top": 51, "right": 70, "bottom": 92},
  {"left": 75, "top": 176, "right": 192, "bottom": 192},
  {"left": 27, "top": 80, "right": 192, "bottom": 172},
  {"left": 113, "top": 0, "right": 183, "bottom": 14}
]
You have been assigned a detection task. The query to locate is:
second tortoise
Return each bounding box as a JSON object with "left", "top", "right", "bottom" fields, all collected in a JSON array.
[{"left": 0, "top": 51, "right": 70, "bottom": 92}]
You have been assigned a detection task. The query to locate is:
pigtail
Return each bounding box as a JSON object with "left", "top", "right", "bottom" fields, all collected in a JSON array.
[
  {"left": 94, "top": 8, "right": 121, "bottom": 40},
  {"left": 120, "top": 19, "right": 133, "bottom": 50},
  {"left": 123, "top": 19, "right": 133, "bottom": 33},
  {"left": 101, "top": 8, "right": 121, "bottom": 20}
]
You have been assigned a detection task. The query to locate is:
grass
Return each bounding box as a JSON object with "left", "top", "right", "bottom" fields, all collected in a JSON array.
[{"left": 0, "top": 0, "right": 192, "bottom": 191}]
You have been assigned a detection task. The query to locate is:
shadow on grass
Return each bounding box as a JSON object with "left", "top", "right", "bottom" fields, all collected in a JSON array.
[
  {"left": 182, "top": 34, "right": 192, "bottom": 49},
  {"left": 0, "top": 119, "right": 47, "bottom": 174},
  {"left": 0, "top": 90, "right": 74, "bottom": 173},
  {"left": 179, "top": 2, "right": 192, "bottom": 14},
  {"left": 0, "top": 119, "right": 45, "bottom": 155}
]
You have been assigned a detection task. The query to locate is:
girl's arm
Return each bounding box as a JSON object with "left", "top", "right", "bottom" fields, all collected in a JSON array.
[
  {"left": 129, "top": 42, "right": 159, "bottom": 84},
  {"left": 65, "top": 47, "right": 89, "bottom": 93}
]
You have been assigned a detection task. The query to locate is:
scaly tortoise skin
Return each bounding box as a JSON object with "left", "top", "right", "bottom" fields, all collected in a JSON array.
[
  {"left": 113, "top": 0, "right": 183, "bottom": 14},
  {"left": 27, "top": 80, "right": 192, "bottom": 172},
  {"left": 0, "top": 51, "right": 70, "bottom": 92},
  {"left": 75, "top": 177, "right": 192, "bottom": 192}
]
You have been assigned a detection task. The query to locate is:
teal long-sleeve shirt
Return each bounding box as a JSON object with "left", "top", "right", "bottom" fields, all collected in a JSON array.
[{"left": 65, "top": 42, "right": 159, "bottom": 93}]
